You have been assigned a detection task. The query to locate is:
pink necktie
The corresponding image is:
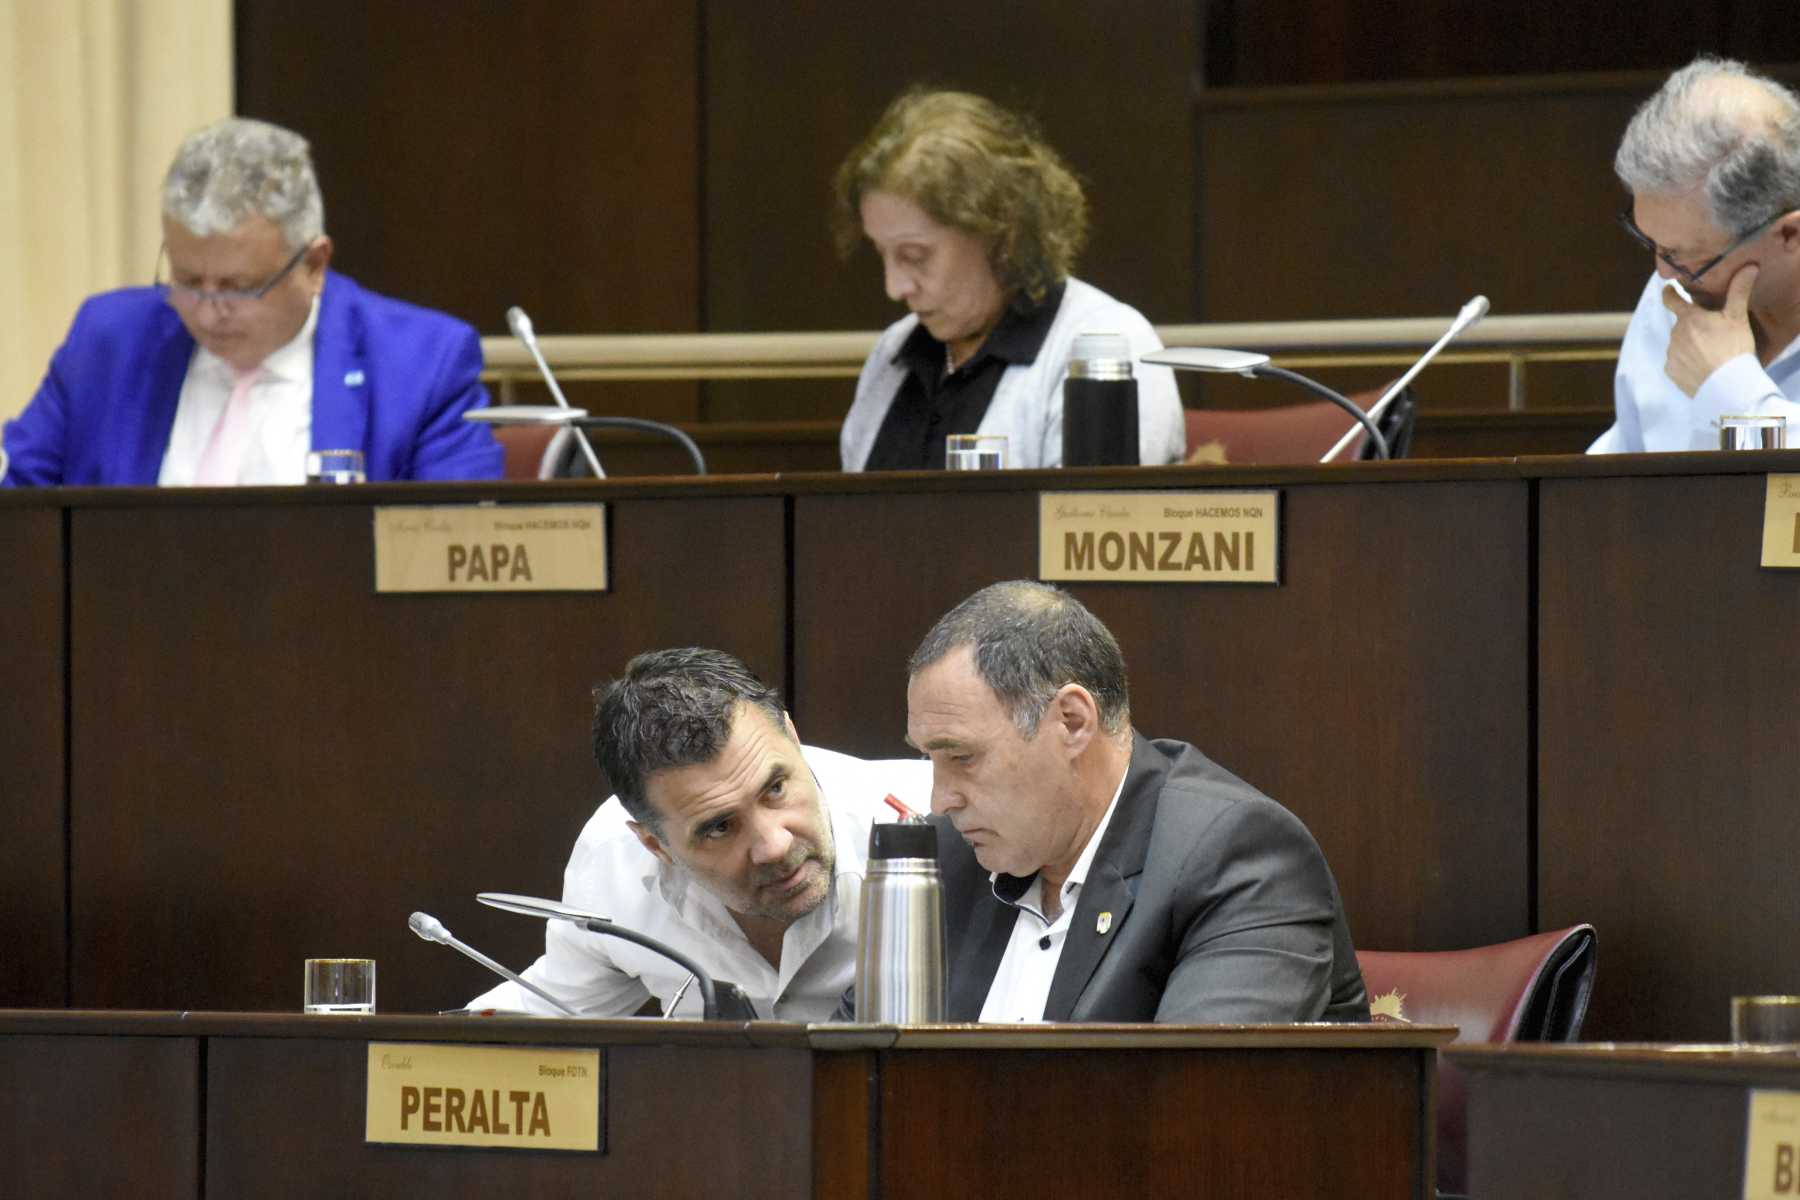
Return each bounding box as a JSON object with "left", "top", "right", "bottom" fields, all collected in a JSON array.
[{"left": 193, "top": 366, "right": 262, "bottom": 485}]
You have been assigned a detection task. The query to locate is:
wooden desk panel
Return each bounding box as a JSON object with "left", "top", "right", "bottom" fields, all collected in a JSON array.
[
  {"left": 880, "top": 1046, "right": 1427, "bottom": 1198},
  {"left": 1454, "top": 1043, "right": 1800, "bottom": 1198},
  {"left": 206, "top": 1037, "right": 817, "bottom": 1198},
  {"left": 0, "top": 1013, "right": 1443, "bottom": 1199},
  {"left": 791, "top": 476, "right": 1531, "bottom": 953},
  {"left": 66, "top": 493, "right": 786, "bottom": 1013},
  {"left": 1538, "top": 472, "right": 1800, "bottom": 1041},
  {"left": 0, "top": 506, "right": 66, "bottom": 1007},
  {"left": 0, "top": 1032, "right": 198, "bottom": 1195}
]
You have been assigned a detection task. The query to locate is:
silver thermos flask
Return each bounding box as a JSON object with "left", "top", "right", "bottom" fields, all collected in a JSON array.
[
  {"left": 1062, "top": 331, "right": 1141, "bottom": 466},
  {"left": 854, "top": 820, "right": 945, "bottom": 1023}
]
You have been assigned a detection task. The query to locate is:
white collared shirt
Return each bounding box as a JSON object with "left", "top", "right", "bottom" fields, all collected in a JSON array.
[
  {"left": 469, "top": 745, "right": 933, "bottom": 1020},
  {"left": 1591, "top": 274, "right": 1800, "bottom": 454},
  {"left": 979, "top": 767, "right": 1129, "bottom": 1023},
  {"left": 158, "top": 299, "right": 319, "bottom": 486}
]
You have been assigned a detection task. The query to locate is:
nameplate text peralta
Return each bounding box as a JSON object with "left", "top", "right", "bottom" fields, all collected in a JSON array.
[{"left": 365, "top": 1042, "right": 603, "bottom": 1152}]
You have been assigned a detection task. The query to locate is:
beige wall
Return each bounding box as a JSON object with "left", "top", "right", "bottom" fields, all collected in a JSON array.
[{"left": 0, "top": 0, "right": 232, "bottom": 423}]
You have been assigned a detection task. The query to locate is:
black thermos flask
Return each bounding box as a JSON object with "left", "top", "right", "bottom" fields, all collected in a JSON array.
[{"left": 1062, "top": 332, "right": 1140, "bottom": 466}]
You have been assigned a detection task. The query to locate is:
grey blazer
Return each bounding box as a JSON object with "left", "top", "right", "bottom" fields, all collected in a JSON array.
[{"left": 941, "top": 733, "right": 1368, "bottom": 1023}]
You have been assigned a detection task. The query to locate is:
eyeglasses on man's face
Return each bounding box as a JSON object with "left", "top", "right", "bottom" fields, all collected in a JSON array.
[
  {"left": 155, "top": 241, "right": 311, "bottom": 310},
  {"left": 1615, "top": 207, "right": 1784, "bottom": 288}
]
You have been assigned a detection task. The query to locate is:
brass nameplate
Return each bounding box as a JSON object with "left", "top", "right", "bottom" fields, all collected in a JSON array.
[
  {"left": 1039, "top": 490, "right": 1280, "bottom": 584},
  {"left": 1742, "top": 1088, "right": 1800, "bottom": 1199},
  {"left": 1761, "top": 476, "right": 1800, "bottom": 568},
  {"left": 365, "top": 1042, "right": 602, "bottom": 1151},
  {"left": 373, "top": 504, "right": 607, "bottom": 592}
]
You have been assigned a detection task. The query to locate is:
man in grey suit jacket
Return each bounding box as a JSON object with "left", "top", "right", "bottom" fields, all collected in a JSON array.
[{"left": 906, "top": 580, "right": 1367, "bottom": 1023}]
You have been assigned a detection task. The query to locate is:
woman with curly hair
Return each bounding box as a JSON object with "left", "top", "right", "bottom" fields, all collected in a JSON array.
[{"left": 833, "top": 89, "right": 1185, "bottom": 470}]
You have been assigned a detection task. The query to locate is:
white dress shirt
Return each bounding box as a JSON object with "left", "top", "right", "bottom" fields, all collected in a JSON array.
[
  {"left": 979, "top": 767, "right": 1128, "bottom": 1023},
  {"left": 1591, "top": 274, "right": 1800, "bottom": 454},
  {"left": 158, "top": 299, "right": 319, "bottom": 485},
  {"left": 469, "top": 746, "right": 933, "bottom": 1020}
]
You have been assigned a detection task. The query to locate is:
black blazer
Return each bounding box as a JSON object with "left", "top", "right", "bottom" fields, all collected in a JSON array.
[{"left": 941, "top": 733, "right": 1368, "bottom": 1023}]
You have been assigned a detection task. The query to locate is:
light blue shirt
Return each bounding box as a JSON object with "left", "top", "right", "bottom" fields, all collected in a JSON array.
[{"left": 1591, "top": 274, "right": 1800, "bottom": 454}]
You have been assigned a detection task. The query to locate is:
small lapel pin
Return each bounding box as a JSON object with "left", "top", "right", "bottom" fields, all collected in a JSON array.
[
  {"left": 344, "top": 369, "right": 366, "bottom": 387},
  {"left": 1095, "top": 911, "right": 1112, "bottom": 935}
]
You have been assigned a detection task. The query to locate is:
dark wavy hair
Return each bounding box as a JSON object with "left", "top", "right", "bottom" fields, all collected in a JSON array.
[
  {"left": 591, "top": 648, "right": 786, "bottom": 834},
  {"left": 833, "top": 88, "right": 1089, "bottom": 305}
]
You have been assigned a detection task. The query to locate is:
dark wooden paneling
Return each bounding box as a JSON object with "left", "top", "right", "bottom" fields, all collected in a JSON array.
[
  {"left": 792, "top": 477, "right": 1531, "bottom": 952},
  {"left": 206, "top": 1038, "right": 815, "bottom": 1197},
  {"left": 1538, "top": 472, "right": 1800, "bottom": 1041},
  {"left": 0, "top": 506, "right": 65, "bottom": 1007},
  {"left": 67, "top": 493, "right": 786, "bottom": 1013},
  {"left": 811, "top": 1051, "right": 874, "bottom": 1199},
  {"left": 1408, "top": 409, "right": 1613, "bottom": 460},
  {"left": 702, "top": 0, "right": 1198, "bottom": 422},
  {"left": 1460, "top": 1050, "right": 1777, "bottom": 1197},
  {"left": 882, "top": 1048, "right": 1426, "bottom": 1197},
  {"left": 234, "top": 1, "right": 702, "bottom": 420},
  {"left": 0, "top": 1034, "right": 199, "bottom": 1195},
  {"left": 1197, "top": 76, "right": 1652, "bottom": 322},
  {"left": 704, "top": 0, "right": 1197, "bottom": 330},
  {"left": 3, "top": 1015, "right": 1436, "bottom": 1199},
  {"left": 1204, "top": 2, "right": 1800, "bottom": 86}
]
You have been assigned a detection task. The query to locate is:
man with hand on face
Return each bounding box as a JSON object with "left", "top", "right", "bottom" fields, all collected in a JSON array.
[
  {"left": 470, "top": 648, "right": 930, "bottom": 1019},
  {"left": 2, "top": 116, "right": 500, "bottom": 486},
  {"left": 1594, "top": 57, "right": 1800, "bottom": 454},
  {"left": 906, "top": 580, "right": 1367, "bottom": 1024}
]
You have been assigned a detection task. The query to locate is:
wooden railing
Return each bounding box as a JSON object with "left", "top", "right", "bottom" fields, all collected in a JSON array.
[{"left": 480, "top": 312, "right": 1630, "bottom": 410}]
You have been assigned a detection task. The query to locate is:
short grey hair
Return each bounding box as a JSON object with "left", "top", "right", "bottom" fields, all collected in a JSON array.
[
  {"left": 161, "top": 117, "right": 325, "bottom": 249},
  {"left": 909, "top": 580, "right": 1130, "bottom": 737},
  {"left": 1615, "top": 56, "right": 1800, "bottom": 239}
]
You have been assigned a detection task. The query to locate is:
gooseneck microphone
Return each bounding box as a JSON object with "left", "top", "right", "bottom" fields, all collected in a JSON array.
[
  {"left": 478, "top": 892, "right": 757, "bottom": 1021},
  {"left": 504, "top": 305, "right": 607, "bottom": 479},
  {"left": 407, "top": 910, "right": 580, "bottom": 1017},
  {"left": 1143, "top": 347, "right": 1390, "bottom": 459},
  {"left": 1319, "top": 294, "right": 1490, "bottom": 463}
]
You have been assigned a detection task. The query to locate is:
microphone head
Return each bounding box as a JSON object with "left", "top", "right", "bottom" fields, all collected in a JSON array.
[
  {"left": 408, "top": 911, "right": 450, "bottom": 943},
  {"left": 1460, "top": 295, "right": 1490, "bottom": 328},
  {"left": 505, "top": 306, "right": 534, "bottom": 342},
  {"left": 1140, "top": 347, "right": 1272, "bottom": 377}
]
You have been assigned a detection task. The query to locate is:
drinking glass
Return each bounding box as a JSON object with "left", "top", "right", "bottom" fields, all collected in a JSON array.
[
  {"left": 304, "top": 958, "right": 376, "bottom": 1014},
  {"left": 1718, "top": 415, "right": 1787, "bottom": 451},
  {"left": 306, "top": 449, "right": 367, "bottom": 484},
  {"left": 1732, "top": 995, "right": 1800, "bottom": 1046},
  {"left": 945, "top": 434, "right": 1006, "bottom": 471}
]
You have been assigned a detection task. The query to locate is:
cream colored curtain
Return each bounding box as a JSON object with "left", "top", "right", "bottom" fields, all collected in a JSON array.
[{"left": 0, "top": 0, "right": 232, "bottom": 422}]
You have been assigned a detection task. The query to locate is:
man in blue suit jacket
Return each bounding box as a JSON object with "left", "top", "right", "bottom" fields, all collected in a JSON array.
[{"left": 2, "top": 117, "right": 500, "bottom": 487}]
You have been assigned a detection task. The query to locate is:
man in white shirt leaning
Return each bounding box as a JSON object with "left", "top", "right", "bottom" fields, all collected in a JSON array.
[
  {"left": 470, "top": 648, "right": 929, "bottom": 1020},
  {"left": 1595, "top": 57, "right": 1800, "bottom": 454}
]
